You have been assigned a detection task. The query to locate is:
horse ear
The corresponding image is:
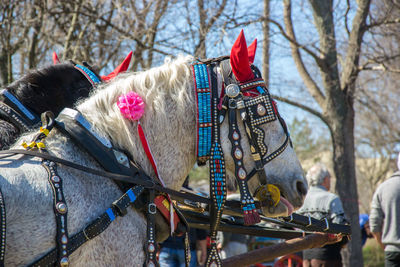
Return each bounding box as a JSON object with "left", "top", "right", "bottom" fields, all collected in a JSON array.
[
  {"left": 52, "top": 52, "right": 60, "bottom": 64},
  {"left": 230, "top": 30, "right": 254, "bottom": 82},
  {"left": 102, "top": 51, "right": 133, "bottom": 81},
  {"left": 247, "top": 39, "right": 257, "bottom": 64}
]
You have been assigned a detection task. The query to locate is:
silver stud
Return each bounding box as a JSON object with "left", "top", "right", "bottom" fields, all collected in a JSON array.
[
  {"left": 257, "top": 104, "right": 266, "bottom": 116},
  {"left": 52, "top": 176, "right": 60, "bottom": 183},
  {"left": 234, "top": 148, "right": 243, "bottom": 159},
  {"left": 61, "top": 234, "right": 68, "bottom": 244},
  {"left": 148, "top": 243, "right": 155, "bottom": 253},
  {"left": 238, "top": 168, "right": 246, "bottom": 179},
  {"left": 60, "top": 257, "right": 69, "bottom": 267},
  {"left": 56, "top": 202, "right": 67, "bottom": 214},
  {"left": 226, "top": 84, "right": 241, "bottom": 98},
  {"left": 233, "top": 131, "right": 239, "bottom": 140}
]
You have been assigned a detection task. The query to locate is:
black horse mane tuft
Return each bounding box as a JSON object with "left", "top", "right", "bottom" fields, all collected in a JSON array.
[
  {"left": 6, "top": 62, "right": 100, "bottom": 116},
  {"left": 0, "top": 62, "right": 100, "bottom": 149}
]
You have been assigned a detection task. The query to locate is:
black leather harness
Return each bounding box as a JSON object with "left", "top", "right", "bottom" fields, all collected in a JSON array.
[
  {"left": 0, "top": 89, "right": 41, "bottom": 132},
  {"left": 0, "top": 61, "right": 352, "bottom": 266}
]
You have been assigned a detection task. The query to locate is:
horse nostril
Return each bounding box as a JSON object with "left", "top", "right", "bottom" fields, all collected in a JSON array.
[{"left": 296, "top": 181, "right": 307, "bottom": 196}]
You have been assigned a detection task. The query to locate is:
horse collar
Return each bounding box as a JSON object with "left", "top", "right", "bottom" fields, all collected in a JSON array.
[{"left": 55, "top": 108, "right": 133, "bottom": 175}]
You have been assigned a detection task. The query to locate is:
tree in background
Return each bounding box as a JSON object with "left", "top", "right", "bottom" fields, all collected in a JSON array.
[
  {"left": 1, "top": 1, "right": 400, "bottom": 265},
  {"left": 266, "top": 0, "right": 400, "bottom": 265}
]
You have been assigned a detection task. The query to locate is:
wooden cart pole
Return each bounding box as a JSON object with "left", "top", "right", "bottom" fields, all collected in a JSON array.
[{"left": 222, "top": 233, "right": 343, "bottom": 267}]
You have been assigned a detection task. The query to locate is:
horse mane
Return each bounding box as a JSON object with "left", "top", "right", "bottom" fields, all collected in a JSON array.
[
  {"left": 6, "top": 62, "right": 97, "bottom": 116},
  {"left": 78, "top": 55, "right": 195, "bottom": 159}
]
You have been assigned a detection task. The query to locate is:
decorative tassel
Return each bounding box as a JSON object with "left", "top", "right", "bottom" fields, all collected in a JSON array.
[{"left": 243, "top": 203, "right": 260, "bottom": 225}]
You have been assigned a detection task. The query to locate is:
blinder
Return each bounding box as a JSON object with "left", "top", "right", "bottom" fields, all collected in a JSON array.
[{"left": 216, "top": 61, "right": 292, "bottom": 210}]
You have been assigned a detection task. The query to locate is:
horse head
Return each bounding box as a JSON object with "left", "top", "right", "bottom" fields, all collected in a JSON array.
[{"left": 217, "top": 30, "right": 307, "bottom": 217}]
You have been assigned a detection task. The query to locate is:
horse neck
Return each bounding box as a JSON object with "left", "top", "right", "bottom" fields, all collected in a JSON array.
[
  {"left": 0, "top": 120, "right": 19, "bottom": 150},
  {"left": 78, "top": 65, "right": 198, "bottom": 191},
  {"left": 136, "top": 90, "right": 198, "bottom": 190}
]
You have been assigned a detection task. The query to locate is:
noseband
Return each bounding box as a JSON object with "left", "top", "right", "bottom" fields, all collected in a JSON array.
[{"left": 193, "top": 58, "right": 292, "bottom": 266}]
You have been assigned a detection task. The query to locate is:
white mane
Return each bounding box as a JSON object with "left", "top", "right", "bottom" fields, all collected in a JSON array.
[{"left": 77, "top": 55, "right": 197, "bottom": 186}]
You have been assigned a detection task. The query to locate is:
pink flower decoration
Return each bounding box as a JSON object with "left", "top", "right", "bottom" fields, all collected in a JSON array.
[{"left": 117, "top": 91, "right": 145, "bottom": 121}]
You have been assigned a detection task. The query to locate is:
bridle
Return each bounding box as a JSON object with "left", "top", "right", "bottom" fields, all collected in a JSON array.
[
  {"left": 0, "top": 58, "right": 351, "bottom": 267},
  {"left": 192, "top": 57, "right": 292, "bottom": 266}
]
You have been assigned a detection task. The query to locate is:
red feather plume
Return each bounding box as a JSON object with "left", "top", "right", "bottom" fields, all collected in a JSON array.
[
  {"left": 247, "top": 39, "right": 257, "bottom": 64},
  {"left": 230, "top": 30, "right": 254, "bottom": 82},
  {"left": 102, "top": 51, "right": 132, "bottom": 81},
  {"left": 52, "top": 52, "right": 60, "bottom": 65}
]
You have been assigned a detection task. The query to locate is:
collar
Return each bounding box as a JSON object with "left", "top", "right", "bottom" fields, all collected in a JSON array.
[{"left": 55, "top": 108, "right": 134, "bottom": 176}]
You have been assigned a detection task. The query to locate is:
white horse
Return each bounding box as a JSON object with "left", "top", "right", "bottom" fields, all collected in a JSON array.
[{"left": 0, "top": 33, "right": 307, "bottom": 266}]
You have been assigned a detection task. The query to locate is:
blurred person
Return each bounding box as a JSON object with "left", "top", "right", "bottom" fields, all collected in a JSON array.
[
  {"left": 159, "top": 177, "right": 208, "bottom": 266},
  {"left": 370, "top": 153, "right": 400, "bottom": 267},
  {"left": 221, "top": 180, "right": 249, "bottom": 258},
  {"left": 297, "top": 163, "right": 348, "bottom": 267},
  {"left": 359, "top": 213, "right": 373, "bottom": 247}
]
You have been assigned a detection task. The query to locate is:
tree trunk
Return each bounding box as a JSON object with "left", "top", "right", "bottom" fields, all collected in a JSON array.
[
  {"left": 282, "top": 1, "right": 369, "bottom": 265},
  {"left": 262, "top": 0, "right": 270, "bottom": 87},
  {"left": 329, "top": 104, "right": 363, "bottom": 267}
]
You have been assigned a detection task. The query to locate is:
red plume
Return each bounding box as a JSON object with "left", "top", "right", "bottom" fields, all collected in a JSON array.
[
  {"left": 230, "top": 30, "right": 254, "bottom": 82},
  {"left": 52, "top": 52, "right": 60, "bottom": 64},
  {"left": 247, "top": 39, "right": 257, "bottom": 64},
  {"left": 101, "top": 51, "right": 133, "bottom": 81}
]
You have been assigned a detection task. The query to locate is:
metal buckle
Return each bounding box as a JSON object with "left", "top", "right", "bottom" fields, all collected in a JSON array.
[
  {"left": 306, "top": 215, "right": 312, "bottom": 227},
  {"left": 323, "top": 218, "right": 330, "bottom": 231},
  {"left": 288, "top": 214, "right": 294, "bottom": 223},
  {"left": 148, "top": 203, "right": 157, "bottom": 214},
  {"left": 228, "top": 98, "right": 237, "bottom": 109}
]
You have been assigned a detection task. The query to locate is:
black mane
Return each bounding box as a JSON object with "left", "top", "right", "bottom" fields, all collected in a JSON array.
[{"left": 0, "top": 62, "right": 99, "bottom": 149}]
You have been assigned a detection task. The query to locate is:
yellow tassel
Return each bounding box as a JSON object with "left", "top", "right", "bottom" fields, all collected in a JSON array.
[
  {"left": 21, "top": 141, "right": 28, "bottom": 149},
  {"left": 36, "top": 142, "right": 45, "bottom": 148},
  {"left": 40, "top": 127, "right": 49, "bottom": 136}
]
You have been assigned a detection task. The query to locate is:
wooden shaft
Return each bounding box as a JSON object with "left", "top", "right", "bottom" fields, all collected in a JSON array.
[{"left": 222, "top": 233, "right": 336, "bottom": 267}]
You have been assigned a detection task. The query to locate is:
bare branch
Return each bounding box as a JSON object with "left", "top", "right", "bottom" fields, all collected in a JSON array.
[
  {"left": 271, "top": 94, "right": 331, "bottom": 130},
  {"left": 282, "top": 0, "right": 326, "bottom": 107}
]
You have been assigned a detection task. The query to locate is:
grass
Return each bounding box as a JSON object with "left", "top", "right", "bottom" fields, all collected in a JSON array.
[{"left": 363, "top": 239, "right": 385, "bottom": 267}]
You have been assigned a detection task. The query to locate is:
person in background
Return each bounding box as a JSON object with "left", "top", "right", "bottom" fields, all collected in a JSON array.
[
  {"left": 359, "top": 213, "right": 373, "bottom": 247},
  {"left": 370, "top": 152, "right": 400, "bottom": 267},
  {"left": 158, "top": 228, "right": 207, "bottom": 267},
  {"left": 159, "top": 178, "right": 208, "bottom": 266},
  {"left": 296, "top": 163, "right": 348, "bottom": 267},
  {"left": 220, "top": 180, "right": 249, "bottom": 258}
]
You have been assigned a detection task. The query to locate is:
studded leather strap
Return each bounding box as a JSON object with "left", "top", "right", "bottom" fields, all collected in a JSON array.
[
  {"left": 205, "top": 63, "right": 226, "bottom": 267},
  {"left": 144, "top": 190, "right": 159, "bottom": 267},
  {"left": 0, "top": 187, "right": 5, "bottom": 267},
  {"left": 42, "top": 160, "right": 70, "bottom": 267},
  {"left": 30, "top": 186, "right": 144, "bottom": 267}
]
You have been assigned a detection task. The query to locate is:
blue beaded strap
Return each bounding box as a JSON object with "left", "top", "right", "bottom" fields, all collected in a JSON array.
[
  {"left": 206, "top": 63, "right": 226, "bottom": 267},
  {"left": 74, "top": 64, "right": 101, "bottom": 86},
  {"left": 192, "top": 64, "right": 212, "bottom": 164}
]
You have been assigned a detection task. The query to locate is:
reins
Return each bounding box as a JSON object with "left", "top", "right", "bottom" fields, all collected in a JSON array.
[{"left": 0, "top": 57, "right": 351, "bottom": 267}]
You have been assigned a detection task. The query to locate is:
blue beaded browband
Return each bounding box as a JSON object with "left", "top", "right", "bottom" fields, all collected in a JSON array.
[
  {"left": 74, "top": 64, "right": 101, "bottom": 86},
  {"left": 192, "top": 64, "right": 212, "bottom": 164}
]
